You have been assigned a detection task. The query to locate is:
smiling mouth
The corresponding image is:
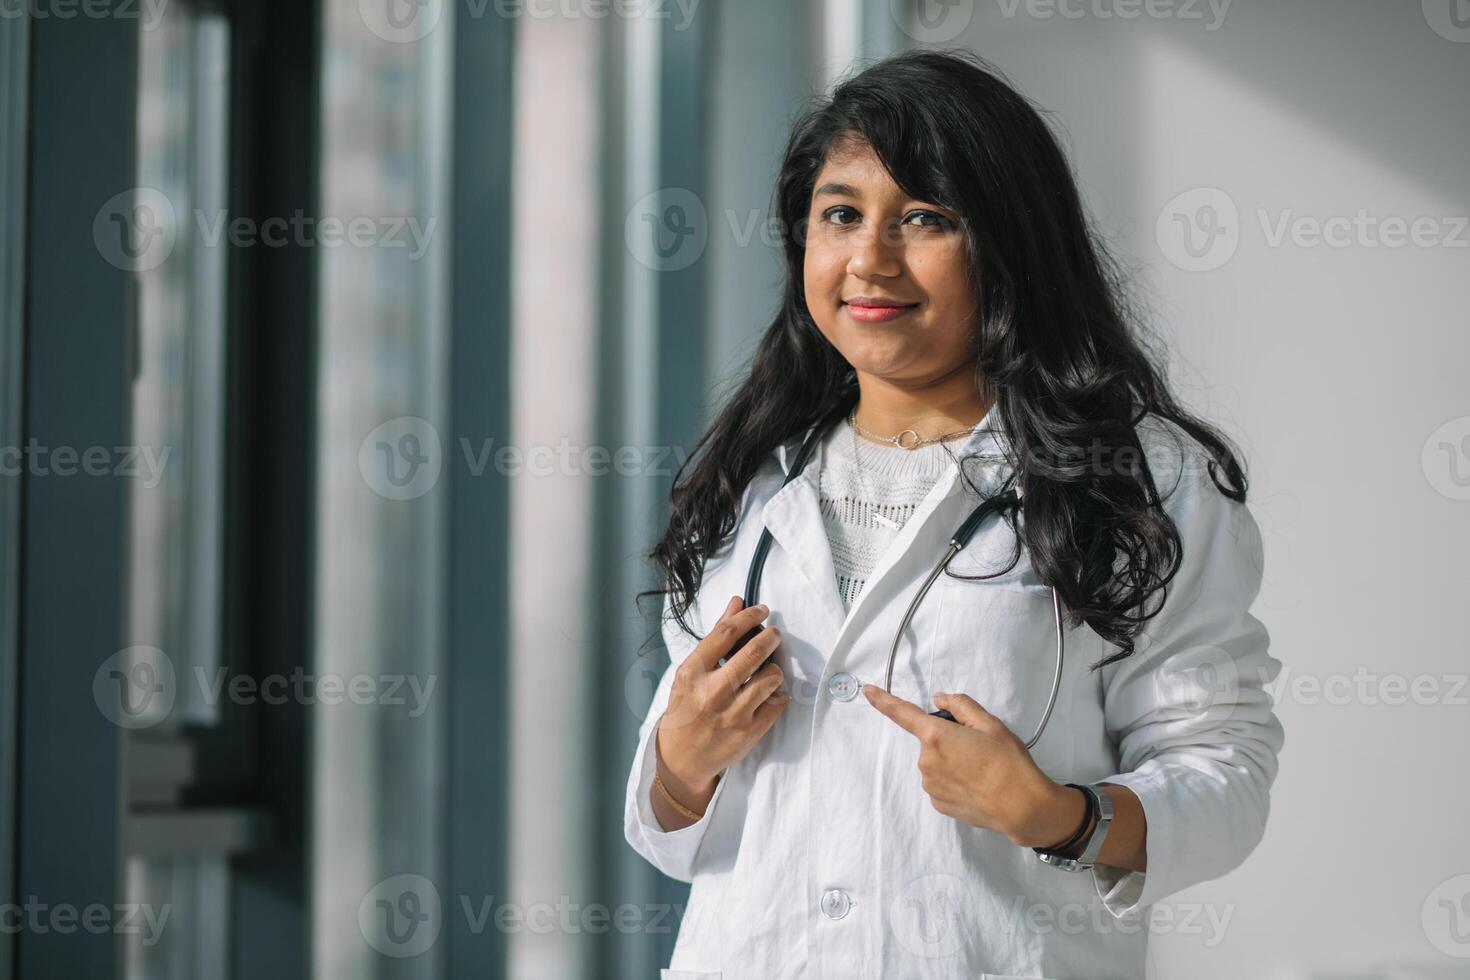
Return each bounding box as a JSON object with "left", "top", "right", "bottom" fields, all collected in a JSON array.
[{"left": 843, "top": 299, "right": 920, "bottom": 323}]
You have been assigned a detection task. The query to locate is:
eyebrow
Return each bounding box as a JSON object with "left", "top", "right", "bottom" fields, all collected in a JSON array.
[{"left": 811, "top": 181, "right": 953, "bottom": 216}]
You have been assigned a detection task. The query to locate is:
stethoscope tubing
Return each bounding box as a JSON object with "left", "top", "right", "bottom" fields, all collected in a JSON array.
[{"left": 731, "top": 405, "right": 1067, "bottom": 747}]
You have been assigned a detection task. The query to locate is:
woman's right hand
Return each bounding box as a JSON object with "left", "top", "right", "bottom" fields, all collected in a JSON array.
[{"left": 653, "top": 596, "right": 788, "bottom": 822}]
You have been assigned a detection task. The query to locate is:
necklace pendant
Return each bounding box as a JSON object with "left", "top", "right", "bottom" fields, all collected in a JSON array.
[{"left": 895, "top": 429, "right": 922, "bottom": 450}]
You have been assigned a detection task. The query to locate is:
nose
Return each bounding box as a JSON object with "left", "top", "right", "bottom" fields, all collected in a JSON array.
[{"left": 846, "top": 217, "right": 903, "bottom": 280}]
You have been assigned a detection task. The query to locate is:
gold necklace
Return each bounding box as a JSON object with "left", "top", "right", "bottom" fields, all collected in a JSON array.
[{"left": 847, "top": 407, "right": 977, "bottom": 450}]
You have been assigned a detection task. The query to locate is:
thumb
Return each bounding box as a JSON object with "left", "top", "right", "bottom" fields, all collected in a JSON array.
[{"left": 933, "top": 692, "right": 995, "bottom": 730}]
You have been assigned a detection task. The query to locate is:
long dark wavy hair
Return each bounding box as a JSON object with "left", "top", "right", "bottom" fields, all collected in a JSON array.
[{"left": 642, "top": 48, "right": 1247, "bottom": 670}]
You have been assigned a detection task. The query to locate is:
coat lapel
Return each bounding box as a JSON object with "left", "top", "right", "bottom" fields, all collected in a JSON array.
[
  {"left": 760, "top": 444, "right": 847, "bottom": 641},
  {"left": 760, "top": 413, "right": 1016, "bottom": 657}
]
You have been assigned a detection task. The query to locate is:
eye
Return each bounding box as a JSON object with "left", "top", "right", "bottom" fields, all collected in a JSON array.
[
  {"left": 904, "top": 210, "right": 954, "bottom": 230},
  {"left": 822, "top": 205, "right": 859, "bottom": 226}
]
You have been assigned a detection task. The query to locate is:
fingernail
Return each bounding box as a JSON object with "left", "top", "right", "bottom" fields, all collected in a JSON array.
[{"left": 756, "top": 604, "right": 769, "bottom": 615}]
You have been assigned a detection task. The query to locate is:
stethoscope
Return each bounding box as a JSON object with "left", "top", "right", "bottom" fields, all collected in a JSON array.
[{"left": 728, "top": 403, "right": 1066, "bottom": 746}]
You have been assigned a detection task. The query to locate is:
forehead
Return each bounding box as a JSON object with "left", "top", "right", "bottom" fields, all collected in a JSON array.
[{"left": 812, "top": 137, "right": 903, "bottom": 196}]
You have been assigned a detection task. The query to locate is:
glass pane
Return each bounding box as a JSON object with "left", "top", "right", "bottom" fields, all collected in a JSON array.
[
  {"left": 311, "top": 1, "right": 452, "bottom": 976},
  {"left": 123, "top": 855, "right": 229, "bottom": 980},
  {"left": 124, "top": 7, "right": 234, "bottom": 980},
  {"left": 126, "top": 1, "right": 231, "bottom": 728}
]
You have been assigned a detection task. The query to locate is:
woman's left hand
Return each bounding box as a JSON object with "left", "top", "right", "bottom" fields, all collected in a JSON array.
[{"left": 863, "top": 685, "right": 1084, "bottom": 848}]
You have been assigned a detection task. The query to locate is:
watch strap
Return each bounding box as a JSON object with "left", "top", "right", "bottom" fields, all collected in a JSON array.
[
  {"left": 1036, "top": 783, "right": 1113, "bottom": 872},
  {"left": 1074, "top": 784, "right": 1114, "bottom": 868}
]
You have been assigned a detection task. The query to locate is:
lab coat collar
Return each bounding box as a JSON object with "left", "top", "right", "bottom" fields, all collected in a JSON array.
[
  {"left": 763, "top": 401, "right": 1016, "bottom": 645},
  {"left": 773, "top": 399, "right": 1011, "bottom": 475}
]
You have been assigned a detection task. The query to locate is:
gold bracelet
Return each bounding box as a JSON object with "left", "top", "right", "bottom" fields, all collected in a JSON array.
[{"left": 653, "top": 769, "right": 705, "bottom": 822}]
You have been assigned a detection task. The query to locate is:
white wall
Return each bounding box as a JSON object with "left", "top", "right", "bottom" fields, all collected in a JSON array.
[{"left": 932, "top": 2, "right": 1470, "bottom": 977}]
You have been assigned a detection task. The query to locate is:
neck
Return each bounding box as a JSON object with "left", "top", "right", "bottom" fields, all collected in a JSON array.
[{"left": 852, "top": 363, "right": 992, "bottom": 439}]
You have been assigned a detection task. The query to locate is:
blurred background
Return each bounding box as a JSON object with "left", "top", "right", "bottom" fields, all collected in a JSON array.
[{"left": 1, "top": 0, "right": 1467, "bottom": 978}]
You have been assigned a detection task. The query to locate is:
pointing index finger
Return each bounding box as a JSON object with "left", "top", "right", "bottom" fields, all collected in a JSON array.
[{"left": 862, "top": 684, "right": 930, "bottom": 736}]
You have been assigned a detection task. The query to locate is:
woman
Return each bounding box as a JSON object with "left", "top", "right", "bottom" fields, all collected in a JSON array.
[{"left": 624, "top": 49, "right": 1283, "bottom": 979}]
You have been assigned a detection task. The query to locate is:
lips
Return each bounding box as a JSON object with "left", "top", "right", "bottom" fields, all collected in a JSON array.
[{"left": 843, "top": 297, "right": 919, "bottom": 323}]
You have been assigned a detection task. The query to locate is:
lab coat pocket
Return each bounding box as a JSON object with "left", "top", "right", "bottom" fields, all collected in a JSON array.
[{"left": 926, "top": 583, "right": 1074, "bottom": 778}]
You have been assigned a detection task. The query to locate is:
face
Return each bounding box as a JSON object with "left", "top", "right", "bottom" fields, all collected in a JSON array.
[{"left": 802, "top": 136, "right": 978, "bottom": 387}]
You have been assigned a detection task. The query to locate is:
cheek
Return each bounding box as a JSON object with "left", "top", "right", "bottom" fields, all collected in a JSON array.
[
  {"left": 912, "top": 255, "right": 979, "bottom": 334},
  {"left": 802, "top": 243, "right": 844, "bottom": 308},
  {"left": 910, "top": 251, "right": 972, "bottom": 311}
]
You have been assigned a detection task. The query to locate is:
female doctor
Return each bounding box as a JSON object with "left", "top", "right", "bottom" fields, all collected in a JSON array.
[{"left": 624, "top": 49, "right": 1284, "bottom": 980}]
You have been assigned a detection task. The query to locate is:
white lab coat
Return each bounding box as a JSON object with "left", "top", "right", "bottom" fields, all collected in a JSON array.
[{"left": 624, "top": 410, "right": 1284, "bottom": 980}]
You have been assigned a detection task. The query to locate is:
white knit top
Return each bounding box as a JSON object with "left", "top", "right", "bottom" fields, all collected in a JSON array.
[{"left": 817, "top": 421, "right": 966, "bottom": 610}]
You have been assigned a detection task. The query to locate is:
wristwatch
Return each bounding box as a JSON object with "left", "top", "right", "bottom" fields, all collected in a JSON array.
[{"left": 1037, "top": 783, "right": 1113, "bottom": 872}]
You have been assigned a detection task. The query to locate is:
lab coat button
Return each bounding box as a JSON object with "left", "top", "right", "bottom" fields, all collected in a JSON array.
[
  {"left": 820, "top": 889, "right": 851, "bottom": 920},
  {"left": 827, "top": 672, "right": 860, "bottom": 702}
]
